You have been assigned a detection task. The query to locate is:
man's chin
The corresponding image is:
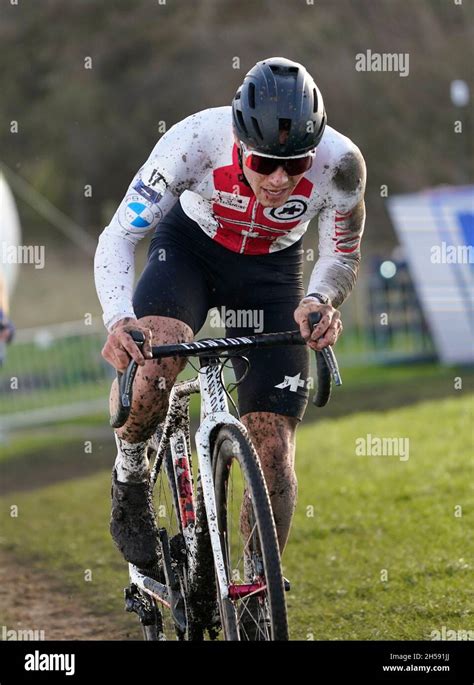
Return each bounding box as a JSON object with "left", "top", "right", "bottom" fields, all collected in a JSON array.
[{"left": 258, "top": 191, "right": 291, "bottom": 207}]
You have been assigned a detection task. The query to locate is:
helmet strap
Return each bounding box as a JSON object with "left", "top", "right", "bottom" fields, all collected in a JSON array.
[{"left": 237, "top": 146, "right": 251, "bottom": 188}]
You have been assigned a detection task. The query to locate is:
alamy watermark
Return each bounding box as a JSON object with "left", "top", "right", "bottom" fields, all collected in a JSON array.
[
  {"left": 209, "top": 306, "right": 264, "bottom": 334},
  {"left": 430, "top": 626, "right": 474, "bottom": 640},
  {"left": 2, "top": 625, "right": 45, "bottom": 640},
  {"left": 355, "top": 434, "right": 410, "bottom": 461},
  {"left": 1, "top": 243, "right": 45, "bottom": 269},
  {"left": 355, "top": 50, "right": 409, "bottom": 77},
  {"left": 430, "top": 242, "right": 474, "bottom": 264},
  {"left": 24, "top": 650, "right": 75, "bottom": 676}
]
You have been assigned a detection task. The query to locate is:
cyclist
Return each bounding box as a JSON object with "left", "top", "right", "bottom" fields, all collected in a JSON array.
[{"left": 95, "top": 57, "right": 366, "bottom": 576}]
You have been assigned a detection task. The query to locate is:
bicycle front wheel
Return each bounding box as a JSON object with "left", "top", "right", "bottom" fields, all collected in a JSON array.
[{"left": 212, "top": 424, "right": 288, "bottom": 641}]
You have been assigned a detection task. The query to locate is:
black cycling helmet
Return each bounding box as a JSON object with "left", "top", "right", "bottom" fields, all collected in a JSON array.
[{"left": 232, "top": 57, "right": 327, "bottom": 157}]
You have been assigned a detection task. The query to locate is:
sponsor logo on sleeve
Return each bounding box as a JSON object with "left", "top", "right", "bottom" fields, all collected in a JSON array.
[
  {"left": 133, "top": 179, "right": 163, "bottom": 204},
  {"left": 147, "top": 168, "right": 169, "bottom": 191},
  {"left": 118, "top": 193, "right": 162, "bottom": 231}
]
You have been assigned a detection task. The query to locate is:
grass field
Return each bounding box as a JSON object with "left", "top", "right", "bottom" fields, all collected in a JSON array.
[
  {"left": 1, "top": 358, "right": 470, "bottom": 423},
  {"left": 1, "top": 392, "right": 472, "bottom": 640}
]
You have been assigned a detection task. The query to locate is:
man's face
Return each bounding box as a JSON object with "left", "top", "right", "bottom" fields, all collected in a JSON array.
[{"left": 234, "top": 136, "right": 306, "bottom": 208}]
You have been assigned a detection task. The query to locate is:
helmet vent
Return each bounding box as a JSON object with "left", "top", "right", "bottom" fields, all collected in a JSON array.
[
  {"left": 279, "top": 118, "right": 291, "bottom": 131},
  {"left": 313, "top": 88, "right": 318, "bottom": 113},
  {"left": 248, "top": 82, "right": 256, "bottom": 109},
  {"left": 251, "top": 117, "right": 263, "bottom": 140},
  {"left": 269, "top": 65, "right": 298, "bottom": 76},
  {"left": 235, "top": 109, "right": 247, "bottom": 135}
]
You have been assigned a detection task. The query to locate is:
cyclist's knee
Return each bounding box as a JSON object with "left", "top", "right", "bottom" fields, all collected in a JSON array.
[
  {"left": 135, "top": 314, "right": 192, "bottom": 397},
  {"left": 112, "top": 315, "right": 193, "bottom": 440},
  {"left": 140, "top": 314, "right": 193, "bottom": 341},
  {"left": 242, "top": 412, "right": 297, "bottom": 457}
]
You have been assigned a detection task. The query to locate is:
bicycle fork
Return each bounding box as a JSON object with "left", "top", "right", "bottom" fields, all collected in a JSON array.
[{"left": 195, "top": 360, "right": 267, "bottom": 606}]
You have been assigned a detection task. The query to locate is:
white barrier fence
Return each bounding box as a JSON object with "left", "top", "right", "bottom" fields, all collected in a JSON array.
[
  {"left": 0, "top": 320, "right": 112, "bottom": 433},
  {"left": 0, "top": 292, "right": 435, "bottom": 433}
]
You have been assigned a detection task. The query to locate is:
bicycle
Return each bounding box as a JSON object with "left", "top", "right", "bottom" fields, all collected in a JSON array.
[{"left": 110, "top": 312, "right": 341, "bottom": 641}]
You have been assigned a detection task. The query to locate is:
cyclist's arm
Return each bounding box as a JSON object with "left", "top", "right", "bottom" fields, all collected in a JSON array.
[
  {"left": 307, "top": 145, "right": 366, "bottom": 308},
  {"left": 94, "top": 111, "right": 209, "bottom": 331}
]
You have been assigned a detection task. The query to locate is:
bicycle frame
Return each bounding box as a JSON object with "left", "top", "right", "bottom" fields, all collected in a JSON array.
[
  {"left": 128, "top": 356, "right": 249, "bottom": 623},
  {"left": 115, "top": 318, "right": 342, "bottom": 635}
]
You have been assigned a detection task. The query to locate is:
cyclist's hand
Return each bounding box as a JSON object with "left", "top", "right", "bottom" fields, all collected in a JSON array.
[
  {"left": 294, "top": 298, "right": 343, "bottom": 352},
  {"left": 101, "top": 317, "right": 153, "bottom": 371}
]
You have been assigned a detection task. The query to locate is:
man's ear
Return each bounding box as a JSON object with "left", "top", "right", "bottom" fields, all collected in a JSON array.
[{"left": 233, "top": 132, "right": 241, "bottom": 148}]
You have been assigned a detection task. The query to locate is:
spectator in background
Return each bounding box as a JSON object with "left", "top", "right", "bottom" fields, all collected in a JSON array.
[{"left": 0, "top": 270, "right": 15, "bottom": 349}]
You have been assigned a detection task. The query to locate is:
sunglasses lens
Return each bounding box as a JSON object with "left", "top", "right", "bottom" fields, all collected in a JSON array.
[
  {"left": 284, "top": 156, "right": 313, "bottom": 175},
  {"left": 246, "top": 154, "right": 279, "bottom": 175},
  {"left": 243, "top": 147, "right": 314, "bottom": 176},
  {"left": 244, "top": 148, "right": 313, "bottom": 176}
]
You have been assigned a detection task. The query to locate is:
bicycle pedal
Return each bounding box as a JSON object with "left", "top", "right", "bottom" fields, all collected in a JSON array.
[{"left": 283, "top": 577, "right": 291, "bottom": 592}]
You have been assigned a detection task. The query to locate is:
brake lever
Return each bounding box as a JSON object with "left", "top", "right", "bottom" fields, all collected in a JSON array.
[
  {"left": 307, "top": 311, "right": 342, "bottom": 387},
  {"left": 110, "top": 330, "right": 145, "bottom": 428}
]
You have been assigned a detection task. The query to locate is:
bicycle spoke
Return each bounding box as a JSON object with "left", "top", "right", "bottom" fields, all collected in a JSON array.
[{"left": 234, "top": 520, "right": 258, "bottom": 579}]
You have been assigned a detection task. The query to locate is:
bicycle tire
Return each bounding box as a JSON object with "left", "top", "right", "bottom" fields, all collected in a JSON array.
[{"left": 212, "top": 424, "right": 289, "bottom": 641}]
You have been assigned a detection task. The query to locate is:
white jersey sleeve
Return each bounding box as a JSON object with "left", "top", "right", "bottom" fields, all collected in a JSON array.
[
  {"left": 307, "top": 142, "right": 367, "bottom": 308},
  {"left": 94, "top": 110, "right": 211, "bottom": 330}
]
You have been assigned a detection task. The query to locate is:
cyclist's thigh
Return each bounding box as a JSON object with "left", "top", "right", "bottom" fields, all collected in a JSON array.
[
  {"left": 227, "top": 299, "right": 310, "bottom": 422},
  {"left": 138, "top": 313, "right": 193, "bottom": 380},
  {"left": 133, "top": 240, "right": 210, "bottom": 335},
  {"left": 130, "top": 238, "right": 209, "bottom": 405}
]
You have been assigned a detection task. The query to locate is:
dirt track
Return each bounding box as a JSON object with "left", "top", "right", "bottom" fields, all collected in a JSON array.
[
  {"left": 0, "top": 429, "right": 130, "bottom": 640},
  {"left": 0, "top": 548, "right": 138, "bottom": 641}
]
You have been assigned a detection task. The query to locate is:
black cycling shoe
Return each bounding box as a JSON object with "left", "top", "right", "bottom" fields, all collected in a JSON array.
[{"left": 110, "top": 469, "right": 160, "bottom": 569}]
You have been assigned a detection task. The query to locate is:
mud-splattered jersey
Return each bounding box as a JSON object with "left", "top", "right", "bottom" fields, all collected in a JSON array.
[{"left": 95, "top": 106, "right": 366, "bottom": 330}]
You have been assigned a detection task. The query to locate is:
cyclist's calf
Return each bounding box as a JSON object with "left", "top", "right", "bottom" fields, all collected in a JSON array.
[
  {"left": 111, "top": 315, "right": 193, "bottom": 443},
  {"left": 241, "top": 412, "right": 298, "bottom": 553}
]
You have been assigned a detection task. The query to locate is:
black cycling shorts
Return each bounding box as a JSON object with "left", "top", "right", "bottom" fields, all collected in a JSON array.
[{"left": 133, "top": 199, "right": 309, "bottom": 421}]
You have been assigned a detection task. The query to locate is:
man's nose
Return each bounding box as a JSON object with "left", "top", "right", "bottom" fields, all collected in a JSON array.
[{"left": 266, "top": 166, "right": 289, "bottom": 186}]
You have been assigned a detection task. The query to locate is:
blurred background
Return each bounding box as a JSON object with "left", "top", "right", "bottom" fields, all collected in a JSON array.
[{"left": 0, "top": 0, "right": 472, "bottom": 641}]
